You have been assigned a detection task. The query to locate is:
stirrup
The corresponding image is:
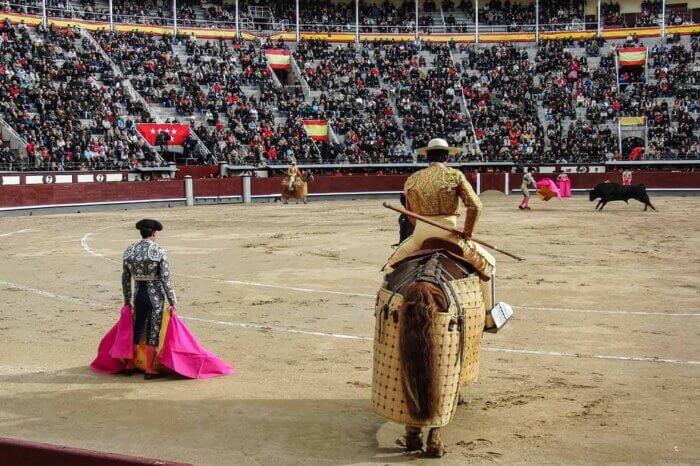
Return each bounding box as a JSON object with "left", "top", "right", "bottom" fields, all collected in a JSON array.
[{"left": 485, "top": 302, "right": 514, "bottom": 333}]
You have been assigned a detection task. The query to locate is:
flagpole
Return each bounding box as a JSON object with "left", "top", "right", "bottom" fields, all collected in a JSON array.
[
  {"left": 355, "top": 0, "right": 359, "bottom": 44},
  {"left": 172, "top": 0, "right": 177, "bottom": 37},
  {"left": 235, "top": 0, "right": 240, "bottom": 39},
  {"left": 597, "top": 0, "right": 601, "bottom": 37},
  {"left": 475, "top": 0, "right": 479, "bottom": 44},
  {"left": 41, "top": 0, "right": 47, "bottom": 27},
  {"left": 295, "top": 0, "right": 300, "bottom": 42},
  {"left": 108, "top": 0, "right": 114, "bottom": 32},
  {"left": 661, "top": 0, "right": 666, "bottom": 37},
  {"left": 415, "top": 0, "right": 419, "bottom": 42},
  {"left": 535, "top": 0, "right": 539, "bottom": 42}
]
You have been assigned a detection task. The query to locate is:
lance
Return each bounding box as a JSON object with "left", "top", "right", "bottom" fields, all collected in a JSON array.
[{"left": 383, "top": 202, "right": 525, "bottom": 262}]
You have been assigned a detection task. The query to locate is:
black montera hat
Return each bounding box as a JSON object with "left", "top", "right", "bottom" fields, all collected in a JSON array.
[{"left": 135, "top": 219, "right": 163, "bottom": 232}]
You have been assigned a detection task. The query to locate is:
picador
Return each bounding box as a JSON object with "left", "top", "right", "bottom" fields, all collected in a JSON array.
[{"left": 372, "top": 138, "right": 514, "bottom": 457}]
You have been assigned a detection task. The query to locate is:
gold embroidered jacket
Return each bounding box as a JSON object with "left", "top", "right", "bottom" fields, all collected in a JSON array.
[{"left": 404, "top": 164, "right": 482, "bottom": 236}]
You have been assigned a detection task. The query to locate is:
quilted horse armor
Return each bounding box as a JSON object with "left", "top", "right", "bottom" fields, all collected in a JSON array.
[{"left": 372, "top": 248, "right": 486, "bottom": 427}]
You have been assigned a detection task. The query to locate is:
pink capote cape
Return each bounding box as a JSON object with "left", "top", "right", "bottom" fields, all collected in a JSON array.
[
  {"left": 557, "top": 178, "right": 572, "bottom": 198},
  {"left": 90, "top": 305, "right": 235, "bottom": 379},
  {"left": 536, "top": 178, "right": 562, "bottom": 201}
]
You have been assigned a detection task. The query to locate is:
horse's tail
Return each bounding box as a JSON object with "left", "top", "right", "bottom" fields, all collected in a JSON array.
[{"left": 399, "top": 281, "right": 444, "bottom": 421}]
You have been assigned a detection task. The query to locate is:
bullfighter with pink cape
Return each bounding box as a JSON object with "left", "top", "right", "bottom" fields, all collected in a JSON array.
[
  {"left": 91, "top": 305, "right": 234, "bottom": 379},
  {"left": 556, "top": 173, "right": 572, "bottom": 198},
  {"left": 90, "top": 219, "right": 234, "bottom": 380}
]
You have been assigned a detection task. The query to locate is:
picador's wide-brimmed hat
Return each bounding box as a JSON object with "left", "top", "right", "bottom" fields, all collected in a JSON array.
[
  {"left": 417, "top": 138, "right": 461, "bottom": 156},
  {"left": 135, "top": 219, "right": 163, "bottom": 232}
]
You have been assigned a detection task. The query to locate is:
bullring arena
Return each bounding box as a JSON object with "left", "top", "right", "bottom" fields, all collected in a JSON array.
[
  {"left": 1, "top": 0, "right": 700, "bottom": 461},
  {"left": 0, "top": 191, "right": 698, "bottom": 464}
]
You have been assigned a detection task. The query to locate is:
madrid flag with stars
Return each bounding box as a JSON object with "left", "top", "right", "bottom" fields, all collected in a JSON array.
[{"left": 137, "top": 124, "right": 190, "bottom": 146}]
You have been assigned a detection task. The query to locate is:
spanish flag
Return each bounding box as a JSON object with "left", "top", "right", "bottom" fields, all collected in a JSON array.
[
  {"left": 618, "top": 47, "right": 647, "bottom": 67},
  {"left": 303, "top": 120, "right": 328, "bottom": 141},
  {"left": 264, "top": 48, "right": 291, "bottom": 70}
]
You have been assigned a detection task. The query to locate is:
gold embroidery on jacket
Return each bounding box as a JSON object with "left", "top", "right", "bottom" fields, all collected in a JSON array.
[{"left": 405, "top": 165, "right": 481, "bottom": 227}]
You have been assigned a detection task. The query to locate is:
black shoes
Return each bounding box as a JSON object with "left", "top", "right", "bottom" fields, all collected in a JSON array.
[
  {"left": 121, "top": 369, "right": 135, "bottom": 376},
  {"left": 144, "top": 373, "right": 162, "bottom": 380}
]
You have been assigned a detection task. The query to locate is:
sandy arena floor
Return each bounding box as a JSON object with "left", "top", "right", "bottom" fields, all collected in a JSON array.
[{"left": 0, "top": 194, "right": 698, "bottom": 465}]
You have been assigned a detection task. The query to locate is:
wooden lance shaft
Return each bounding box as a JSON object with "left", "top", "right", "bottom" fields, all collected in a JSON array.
[{"left": 383, "top": 202, "right": 525, "bottom": 262}]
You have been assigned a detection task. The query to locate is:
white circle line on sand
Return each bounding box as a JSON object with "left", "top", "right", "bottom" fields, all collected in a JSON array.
[
  {"left": 180, "top": 316, "right": 370, "bottom": 341},
  {"left": 0, "top": 279, "right": 105, "bottom": 307},
  {"left": 517, "top": 305, "right": 700, "bottom": 317},
  {"left": 3, "top": 277, "right": 697, "bottom": 367},
  {"left": 80, "top": 227, "right": 119, "bottom": 263},
  {"left": 80, "top": 228, "right": 700, "bottom": 317},
  {"left": 0, "top": 228, "right": 32, "bottom": 237},
  {"left": 182, "top": 316, "right": 700, "bottom": 366},
  {"left": 225, "top": 280, "right": 375, "bottom": 298}
]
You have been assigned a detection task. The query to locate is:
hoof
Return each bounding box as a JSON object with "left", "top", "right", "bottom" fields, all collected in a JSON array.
[
  {"left": 426, "top": 428, "right": 445, "bottom": 457},
  {"left": 426, "top": 441, "right": 446, "bottom": 458},
  {"left": 403, "top": 435, "right": 423, "bottom": 452}
]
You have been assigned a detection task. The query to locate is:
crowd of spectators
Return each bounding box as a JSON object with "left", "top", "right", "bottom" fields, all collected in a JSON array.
[
  {"left": 458, "top": 43, "right": 544, "bottom": 161},
  {"left": 0, "top": 16, "right": 698, "bottom": 170},
  {"left": 0, "top": 21, "right": 159, "bottom": 171},
  {"left": 271, "top": 0, "right": 418, "bottom": 33},
  {"left": 294, "top": 41, "right": 411, "bottom": 162}
]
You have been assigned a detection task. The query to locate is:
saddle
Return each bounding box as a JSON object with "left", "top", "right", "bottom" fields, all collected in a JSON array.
[
  {"left": 281, "top": 177, "right": 301, "bottom": 191},
  {"left": 384, "top": 242, "right": 477, "bottom": 349},
  {"left": 386, "top": 238, "right": 476, "bottom": 299}
]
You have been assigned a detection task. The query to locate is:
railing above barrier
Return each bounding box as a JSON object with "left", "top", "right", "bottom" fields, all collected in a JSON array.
[{"left": 1, "top": 10, "right": 698, "bottom": 43}]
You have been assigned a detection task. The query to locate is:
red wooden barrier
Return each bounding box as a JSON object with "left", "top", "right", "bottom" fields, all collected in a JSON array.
[
  {"left": 0, "top": 437, "right": 191, "bottom": 466},
  {"left": 251, "top": 175, "right": 408, "bottom": 196},
  {"left": 0, "top": 172, "right": 698, "bottom": 210},
  {"left": 176, "top": 165, "right": 219, "bottom": 180},
  {"left": 480, "top": 173, "right": 507, "bottom": 192},
  {"left": 193, "top": 177, "right": 243, "bottom": 197},
  {"left": 0, "top": 180, "right": 184, "bottom": 208}
]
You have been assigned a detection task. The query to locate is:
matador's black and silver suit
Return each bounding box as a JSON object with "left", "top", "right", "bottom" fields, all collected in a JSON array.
[{"left": 122, "top": 239, "right": 177, "bottom": 347}]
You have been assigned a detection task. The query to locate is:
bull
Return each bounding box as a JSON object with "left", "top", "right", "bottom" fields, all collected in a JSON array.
[{"left": 589, "top": 182, "right": 657, "bottom": 211}]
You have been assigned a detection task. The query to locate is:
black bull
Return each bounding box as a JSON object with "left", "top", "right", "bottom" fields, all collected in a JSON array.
[{"left": 589, "top": 183, "right": 657, "bottom": 211}]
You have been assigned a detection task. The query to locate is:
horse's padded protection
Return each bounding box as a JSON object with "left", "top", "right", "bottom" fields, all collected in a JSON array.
[{"left": 371, "top": 275, "right": 485, "bottom": 428}]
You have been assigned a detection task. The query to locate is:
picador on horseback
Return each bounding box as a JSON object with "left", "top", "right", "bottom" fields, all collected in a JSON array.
[
  {"left": 372, "top": 138, "right": 514, "bottom": 457},
  {"left": 286, "top": 160, "right": 299, "bottom": 191},
  {"left": 280, "top": 159, "right": 314, "bottom": 204}
]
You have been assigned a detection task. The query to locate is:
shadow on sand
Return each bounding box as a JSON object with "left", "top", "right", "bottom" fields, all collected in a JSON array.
[{"left": 0, "top": 367, "right": 421, "bottom": 464}]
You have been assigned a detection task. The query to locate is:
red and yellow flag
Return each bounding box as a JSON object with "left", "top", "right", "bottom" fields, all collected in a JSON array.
[
  {"left": 303, "top": 120, "right": 328, "bottom": 141},
  {"left": 618, "top": 47, "right": 647, "bottom": 67},
  {"left": 264, "top": 48, "right": 291, "bottom": 70}
]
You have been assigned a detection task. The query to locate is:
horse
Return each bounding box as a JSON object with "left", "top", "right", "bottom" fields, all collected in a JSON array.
[
  {"left": 373, "top": 239, "right": 487, "bottom": 457},
  {"left": 281, "top": 170, "right": 314, "bottom": 204}
]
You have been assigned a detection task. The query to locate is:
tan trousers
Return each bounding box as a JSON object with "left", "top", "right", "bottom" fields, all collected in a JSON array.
[{"left": 386, "top": 214, "right": 496, "bottom": 310}]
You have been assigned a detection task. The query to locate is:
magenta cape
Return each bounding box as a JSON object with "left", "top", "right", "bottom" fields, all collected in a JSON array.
[
  {"left": 536, "top": 178, "right": 562, "bottom": 201},
  {"left": 90, "top": 305, "right": 235, "bottom": 379},
  {"left": 557, "top": 178, "right": 572, "bottom": 197}
]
